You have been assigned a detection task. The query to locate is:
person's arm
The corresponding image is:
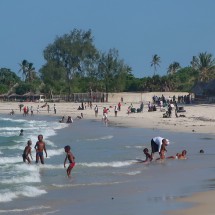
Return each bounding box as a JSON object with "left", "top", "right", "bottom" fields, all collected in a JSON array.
[
  {"left": 158, "top": 141, "right": 162, "bottom": 153},
  {"left": 29, "top": 148, "right": 33, "bottom": 160},
  {"left": 64, "top": 155, "right": 68, "bottom": 168},
  {"left": 44, "top": 143, "right": 47, "bottom": 157},
  {"left": 34, "top": 142, "right": 37, "bottom": 150},
  {"left": 142, "top": 153, "right": 152, "bottom": 163}
]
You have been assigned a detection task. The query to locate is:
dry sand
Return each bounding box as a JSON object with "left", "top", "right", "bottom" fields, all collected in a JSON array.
[{"left": 0, "top": 92, "right": 215, "bottom": 214}]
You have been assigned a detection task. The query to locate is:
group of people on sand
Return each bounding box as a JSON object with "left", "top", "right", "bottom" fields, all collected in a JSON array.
[
  {"left": 17, "top": 103, "right": 56, "bottom": 116},
  {"left": 141, "top": 136, "right": 187, "bottom": 163},
  {"left": 22, "top": 134, "right": 75, "bottom": 177}
]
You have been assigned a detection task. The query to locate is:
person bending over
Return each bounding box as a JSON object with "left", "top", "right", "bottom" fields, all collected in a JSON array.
[{"left": 151, "top": 136, "right": 170, "bottom": 160}]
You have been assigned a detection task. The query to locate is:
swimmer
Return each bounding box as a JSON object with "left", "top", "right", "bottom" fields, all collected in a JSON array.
[
  {"left": 19, "top": 129, "right": 24, "bottom": 136},
  {"left": 200, "top": 149, "right": 204, "bottom": 154}
]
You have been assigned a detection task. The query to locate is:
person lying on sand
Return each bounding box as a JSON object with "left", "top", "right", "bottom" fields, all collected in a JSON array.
[{"left": 41, "top": 102, "right": 47, "bottom": 108}]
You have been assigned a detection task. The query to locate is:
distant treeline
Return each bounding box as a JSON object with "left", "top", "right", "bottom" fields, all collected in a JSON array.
[{"left": 0, "top": 29, "right": 215, "bottom": 96}]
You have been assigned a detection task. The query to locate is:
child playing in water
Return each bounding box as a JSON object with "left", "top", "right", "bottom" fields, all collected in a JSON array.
[
  {"left": 143, "top": 148, "right": 153, "bottom": 163},
  {"left": 167, "top": 150, "right": 187, "bottom": 160},
  {"left": 22, "top": 140, "right": 33, "bottom": 164},
  {"left": 156, "top": 144, "right": 167, "bottom": 161},
  {"left": 64, "top": 145, "right": 75, "bottom": 177}
]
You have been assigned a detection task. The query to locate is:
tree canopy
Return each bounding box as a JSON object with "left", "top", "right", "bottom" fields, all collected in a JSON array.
[{"left": 1, "top": 29, "right": 215, "bottom": 97}]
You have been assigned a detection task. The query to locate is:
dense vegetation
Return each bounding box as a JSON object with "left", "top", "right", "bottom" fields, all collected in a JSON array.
[{"left": 1, "top": 29, "right": 215, "bottom": 97}]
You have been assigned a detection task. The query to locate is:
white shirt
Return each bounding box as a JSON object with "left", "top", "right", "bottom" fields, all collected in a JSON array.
[{"left": 152, "top": 136, "right": 164, "bottom": 152}]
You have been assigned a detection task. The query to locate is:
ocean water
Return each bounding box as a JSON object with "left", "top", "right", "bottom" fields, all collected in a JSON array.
[{"left": 0, "top": 114, "right": 215, "bottom": 214}]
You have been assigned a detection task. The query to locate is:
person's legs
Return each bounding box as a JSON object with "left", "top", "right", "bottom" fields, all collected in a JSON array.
[
  {"left": 67, "top": 163, "right": 75, "bottom": 177},
  {"left": 40, "top": 154, "right": 44, "bottom": 164},
  {"left": 22, "top": 154, "right": 26, "bottom": 163},
  {"left": 26, "top": 156, "right": 31, "bottom": 164},
  {"left": 151, "top": 139, "right": 158, "bottom": 158},
  {"left": 36, "top": 153, "right": 39, "bottom": 163}
]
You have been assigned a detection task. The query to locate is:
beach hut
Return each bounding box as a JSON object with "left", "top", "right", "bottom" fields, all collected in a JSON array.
[
  {"left": 205, "top": 80, "right": 215, "bottom": 96},
  {"left": 191, "top": 82, "right": 207, "bottom": 97},
  {"left": 22, "top": 92, "right": 40, "bottom": 102},
  {"left": 0, "top": 93, "right": 8, "bottom": 101},
  {"left": 8, "top": 93, "right": 21, "bottom": 101}
]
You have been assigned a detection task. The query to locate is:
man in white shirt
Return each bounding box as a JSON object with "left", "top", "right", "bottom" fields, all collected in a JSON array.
[{"left": 151, "top": 136, "right": 170, "bottom": 159}]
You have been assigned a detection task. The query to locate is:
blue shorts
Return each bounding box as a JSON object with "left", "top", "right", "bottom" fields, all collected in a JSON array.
[{"left": 36, "top": 152, "right": 43, "bottom": 157}]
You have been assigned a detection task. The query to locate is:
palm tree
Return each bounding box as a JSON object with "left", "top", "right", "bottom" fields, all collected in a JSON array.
[
  {"left": 19, "top": 60, "right": 28, "bottom": 81},
  {"left": 151, "top": 54, "right": 161, "bottom": 76},
  {"left": 26, "top": 62, "right": 36, "bottom": 82},
  {"left": 190, "top": 52, "right": 215, "bottom": 82},
  {"left": 19, "top": 60, "right": 36, "bottom": 82},
  {"left": 167, "top": 62, "right": 180, "bottom": 75}
]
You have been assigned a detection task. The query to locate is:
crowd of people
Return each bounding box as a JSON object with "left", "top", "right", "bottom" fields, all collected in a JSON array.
[
  {"left": 12, "top": 92, "right": 207, "bottom": 185},
  {"left": 16, "top": 103, "right": 57, "bottom": 116}
]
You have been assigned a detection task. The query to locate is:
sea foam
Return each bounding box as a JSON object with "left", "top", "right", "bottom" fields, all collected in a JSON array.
[
  {"left": 79, "top": 160, "right": 133, "bottom": 168},
  {"left": 0, "top": 186, "right": 47, "bottom": 203}
]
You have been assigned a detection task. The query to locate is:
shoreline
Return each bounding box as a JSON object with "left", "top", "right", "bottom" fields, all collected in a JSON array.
[
  {"left": 1, "top": 99, "right": 215, "bottom": 214},
  {"left": 1, "top": 101, "right": 215, "bottom": 135}
]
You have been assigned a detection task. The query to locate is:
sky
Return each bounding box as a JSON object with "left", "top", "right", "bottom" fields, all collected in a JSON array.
[{"left": 0, "top": 0, "right": 215, "bottom": 78}]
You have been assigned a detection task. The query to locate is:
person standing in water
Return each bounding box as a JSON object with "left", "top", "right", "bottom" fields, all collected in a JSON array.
[
  {"left": 64, "top": 145, "right": 75, "bottom": 178},
  {"left": 22, "top": 140, "right": 33, "bottom": 164},
  {"left": 34, "top": 134, "right": 47, "bottom": 164}
]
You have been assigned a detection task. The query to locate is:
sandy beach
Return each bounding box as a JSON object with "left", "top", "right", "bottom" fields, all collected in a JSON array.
[
  {"left": 0, "top": 92, "right": 215, "bottom": 214},
  {"left": 0, "top": 92, "right": 214, "bottom": 135}
]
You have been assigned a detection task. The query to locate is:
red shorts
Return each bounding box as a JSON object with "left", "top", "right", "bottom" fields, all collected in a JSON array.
[{"left": 69, "top": 162, "right": 75, "bottom": 169}]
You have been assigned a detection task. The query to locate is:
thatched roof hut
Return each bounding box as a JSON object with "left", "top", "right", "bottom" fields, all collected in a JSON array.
[{"left": 191, "top": 82, "right": 207, "bottom": 96}]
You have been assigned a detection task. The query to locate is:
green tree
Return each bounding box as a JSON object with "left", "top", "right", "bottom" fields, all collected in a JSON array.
[
  {"left": 0, "top": 68, "right": 21, "bottom": 94},
  {"left": 151, "top": 54, "right": 161, "bottom": 76},
  {"left": 190, "top": 52, "right": 215, "bottom": 82},
  {"left": 19, "top": 60, "right": 36, "bottom": 82},
  {"left": 40, "top": 61, "right": 67, "bottom": 95},
  {"left": 19, "top": 60, "right": 28, "bottom": 81},
  {"left": 43, "top": 29, "right": 99, "bottom": 99},
  {"left": 167, "top": 62, "right": 181, "bottom": 75},
  {"left": 98, "top": 49, "right": 131, "bottom": 100}
]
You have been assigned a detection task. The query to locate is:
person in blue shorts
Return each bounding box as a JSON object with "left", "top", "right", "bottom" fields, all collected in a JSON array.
[{"left": 34, "top": 134, "right": 47, "bottom": 164}]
